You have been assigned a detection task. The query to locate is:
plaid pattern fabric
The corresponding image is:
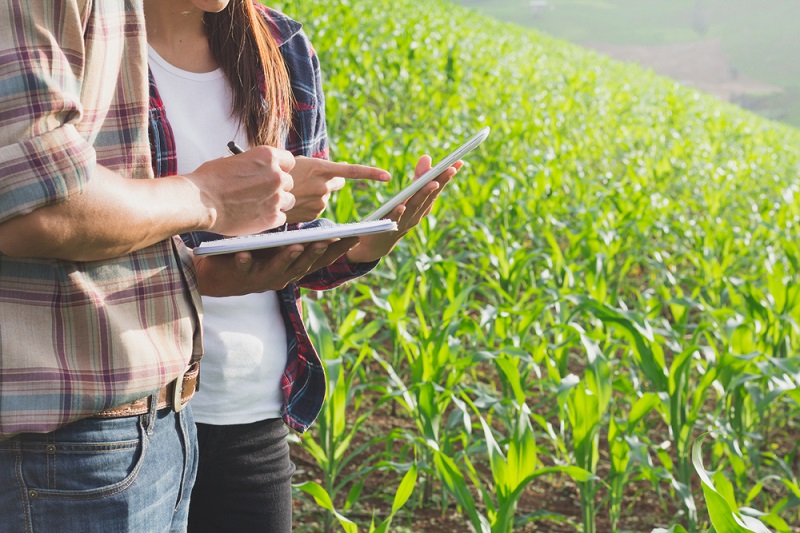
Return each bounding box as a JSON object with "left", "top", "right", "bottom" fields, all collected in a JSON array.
[
  {"left": 0, "top": 0, "right": 202, "bottom": 438},
  {"left": 149, "top": 4, "right": 376, "bottom": 433}
]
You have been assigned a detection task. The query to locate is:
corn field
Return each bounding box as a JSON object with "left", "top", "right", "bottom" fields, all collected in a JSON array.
[{"left": 269, "top": 0, "right": 800, "bottom": 531}]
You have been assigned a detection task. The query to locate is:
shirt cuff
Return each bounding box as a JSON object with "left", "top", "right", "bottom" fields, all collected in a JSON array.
[
  {"left": 346, "top": 258, "right": 380, "bottom": 276},
  {"left": 0, "top": 124, "right": 95, "bottom": 224}
]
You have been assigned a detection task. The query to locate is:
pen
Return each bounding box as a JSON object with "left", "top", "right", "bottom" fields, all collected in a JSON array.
[
  {"left": 227, "top": 140, "right": 288, "bottom": 232},
  {"left": 227, "top": 141, "right": 244, "bottom": 155}
]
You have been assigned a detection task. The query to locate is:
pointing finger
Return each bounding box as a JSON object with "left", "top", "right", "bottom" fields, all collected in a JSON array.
[{"left": 330, "top": 161, "right": 391, "bottom": 182}]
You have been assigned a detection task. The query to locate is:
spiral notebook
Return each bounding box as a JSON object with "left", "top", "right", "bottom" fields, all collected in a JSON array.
[{"left": 192, "top": 219, "right": 398, "bottom": 256}]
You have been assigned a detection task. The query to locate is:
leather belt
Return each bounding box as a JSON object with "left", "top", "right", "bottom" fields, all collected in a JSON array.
[{"left": 94, "top": 362, "right": 200, "bottom": 419}]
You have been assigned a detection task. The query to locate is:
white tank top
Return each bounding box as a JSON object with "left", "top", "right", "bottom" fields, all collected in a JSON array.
[{"left": 148, "top": 45, "right": 287, "bottom": 424}]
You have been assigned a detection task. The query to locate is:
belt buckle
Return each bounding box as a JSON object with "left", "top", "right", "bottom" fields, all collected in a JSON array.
[{"left": 172, "top": 368, "right": 187, "bottom": 413}]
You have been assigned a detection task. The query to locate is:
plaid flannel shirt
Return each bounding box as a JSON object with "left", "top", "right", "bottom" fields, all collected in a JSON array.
[
  {"left": 0, "top": 0, "right": 202, "bottom": 439},
  {"left": 148, "top": 5, "right": 376, "bottom": 433}
]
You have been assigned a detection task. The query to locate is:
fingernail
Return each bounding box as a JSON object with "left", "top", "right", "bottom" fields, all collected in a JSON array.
[
  {"left": 290, "top": 251, "right": 302, "bottom": 260},
  {"left": 314, "top": 247, "right": 327, "bottom": 255}
]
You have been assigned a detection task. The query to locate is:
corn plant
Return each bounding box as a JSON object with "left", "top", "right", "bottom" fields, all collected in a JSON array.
[
  {"left": 427, "top": 382, "right": 593, "bottom": 533},
  {"left": 474, "top": 357, "right": 592, "bottom": 532},
  {"left": 266, "top": 0, "right": 800, "bottom": 529},
  {"left": 558, "top": 325, "right": 612, "bottom": 533},
  {"left": 607, "top": 392, "right": 660, "bottom": 531},
  {"left": 299, "top": 300, "right": 388, "bottom": 531}
]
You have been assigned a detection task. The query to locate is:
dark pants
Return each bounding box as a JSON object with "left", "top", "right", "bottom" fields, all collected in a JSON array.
[{"left": 187, "top": 418, "right": 295, "bottom": 533}]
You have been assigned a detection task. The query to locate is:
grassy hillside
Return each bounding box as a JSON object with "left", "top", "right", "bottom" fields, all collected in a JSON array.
[
  {"left": 270, "top": 0, "right": 800, "bottom": 531},
  {"left": 455, "top": 0, "right": 800, "bottom": 86},
  {"left": 455, "top": 0, "right": 800, "bottom": 127}
]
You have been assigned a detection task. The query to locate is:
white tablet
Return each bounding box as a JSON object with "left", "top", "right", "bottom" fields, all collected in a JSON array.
[
  {"left": 193, "top": 219, "right": 398, "bottom": 256},
  {"left": 361, "top": 126, "right": 490, "bottom": 222}
]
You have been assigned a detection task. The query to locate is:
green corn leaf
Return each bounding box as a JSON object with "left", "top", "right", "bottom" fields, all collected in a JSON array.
[
  {"left": 568, "top": 296, "right": 668, "bottom": 391},
  {"left": 652, "top": 526, "right": 689, "bottom": 533},
  {"left": 712, "top": 470, "right": 739, "bottom": 514},
  {"left": 691, "top": 436, "right": 772, "bottom": 533},
  {"left": 294, "top": 481, "right": 358, "bottom": 533},
  {"left": 477, "top": 412, "right": 510, "bottom": 495},
  {"left": 416, "top": 381, "right": 442, "bottom": 448},
  {"left": 392, "top": 464, "right": 417, "bottom": 514},
  {"left": 302, "top": 436, "right": 329, "bottom": 467},
  {"left": 370, "top": 465, "right": 418, "bottom": 533},
  {"left": 495, "top": 355, "right": 526, "bottom": 407},
  {"left": 508, "top": 405, "right": 539, "bottom": 490},
  {"left": 304, "top": 299, "right": 335, "bottom": 359},
  {"left": 344, "top": 481, "right": 365, "bottom": 512},
  {"left": 759, "top": 512, "right": 792, "bottom": 533},
  {"left": 608, "top": 417, "right": 628, "bottom": 474},
  {"left": 432, "top": 450, "right": 491, "bottom": 533},
  {"left": 780, "top": 479, "right": 800, "bottom": 499},
  {"left": 629, "top": 392, "right": 660, "bottom": 428}
]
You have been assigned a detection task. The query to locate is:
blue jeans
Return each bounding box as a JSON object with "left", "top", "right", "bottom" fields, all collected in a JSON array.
[{"left": 0, "top": 402, "right": 198, "bottom": 533}]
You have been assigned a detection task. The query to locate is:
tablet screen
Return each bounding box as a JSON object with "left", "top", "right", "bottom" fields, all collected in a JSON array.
[{"left": 361, "top": 126, "right": 490, "bottom": 222}]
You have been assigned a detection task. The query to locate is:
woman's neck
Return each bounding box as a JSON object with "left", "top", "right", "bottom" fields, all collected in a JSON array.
[{"left": 144, "top": 0, "right": 218, "bottom": 73}]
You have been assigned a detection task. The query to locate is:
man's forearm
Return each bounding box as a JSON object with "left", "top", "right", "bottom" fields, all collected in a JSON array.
[
  {"left": 0, "top": 165, "right": 213, "bottom": 261},
  {"left": 0, "top": 146, "right": 296, "bottom": 261}
]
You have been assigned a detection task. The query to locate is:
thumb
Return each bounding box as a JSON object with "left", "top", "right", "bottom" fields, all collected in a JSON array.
[
  {"left": 234, "top": 252, "right": 253, "bottom": 272},
  {"left": 414, "top": 155, "right": 432, "bottom": 179}
]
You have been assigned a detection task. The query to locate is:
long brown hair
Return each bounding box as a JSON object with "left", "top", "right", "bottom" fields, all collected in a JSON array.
[{"left": 205, "top": 1, "right": 292, "bottom": 147}]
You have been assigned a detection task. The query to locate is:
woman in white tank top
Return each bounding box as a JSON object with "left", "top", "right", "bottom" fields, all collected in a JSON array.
[{"left": 144, "top": 1, "right": 461, "bottom": 531}]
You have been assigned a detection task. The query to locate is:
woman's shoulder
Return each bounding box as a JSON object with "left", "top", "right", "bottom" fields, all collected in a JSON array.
[{"left": 253, "top": 3, "right": 304, "bottom": 47}]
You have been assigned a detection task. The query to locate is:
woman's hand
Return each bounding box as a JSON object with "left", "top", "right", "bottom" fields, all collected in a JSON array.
[
  {"left": 286, "top": 157, "right": 390, "bottom": 224},
  {"left": 193, "top": 236, "right": 360, "bottom": 297},
  {"left": 345, "top": 155, "right": 462, "bottom": 264}
]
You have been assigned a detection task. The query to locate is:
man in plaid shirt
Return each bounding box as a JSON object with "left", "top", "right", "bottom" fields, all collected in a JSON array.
[{"left": 0, "top": 1, "right": 298, "bottom": 530}]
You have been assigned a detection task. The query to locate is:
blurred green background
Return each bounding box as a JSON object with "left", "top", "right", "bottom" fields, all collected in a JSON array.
[{"left": 454, "top": 0, "right": 800, "bottom": 128}]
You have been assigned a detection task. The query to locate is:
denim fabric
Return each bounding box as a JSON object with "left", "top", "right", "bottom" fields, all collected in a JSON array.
[
  {"left": 188, "top": 419, "right": 295, "bottom": 533},
  {"left": 0, "top": 404, "right": 198, "bottom": 533}
]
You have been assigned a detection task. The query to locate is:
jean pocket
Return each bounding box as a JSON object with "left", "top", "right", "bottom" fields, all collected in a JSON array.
[{"left": 19, "top": 415, "right": 147, "bottom": 501}]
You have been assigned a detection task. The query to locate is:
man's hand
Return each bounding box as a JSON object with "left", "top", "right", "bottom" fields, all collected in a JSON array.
[
  {"left": 286, "top": 157, "right": 390, "bottom": 224},
  {"left": 345, "top": 155, "right": 461, "bottom": 264},
  {"left": 194, "top": 237, "right": 361, "bottom": 297},
  {"left": 185, "top": 145, "right": 297, "bottom": 237},
  {"left": 0, "top": 146, "right": 299, "bottom": 261}
]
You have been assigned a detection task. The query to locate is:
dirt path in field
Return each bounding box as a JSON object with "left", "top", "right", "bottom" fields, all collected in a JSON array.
[{"left": 585, "top": 39, "right": 781, "bottom": 102}]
